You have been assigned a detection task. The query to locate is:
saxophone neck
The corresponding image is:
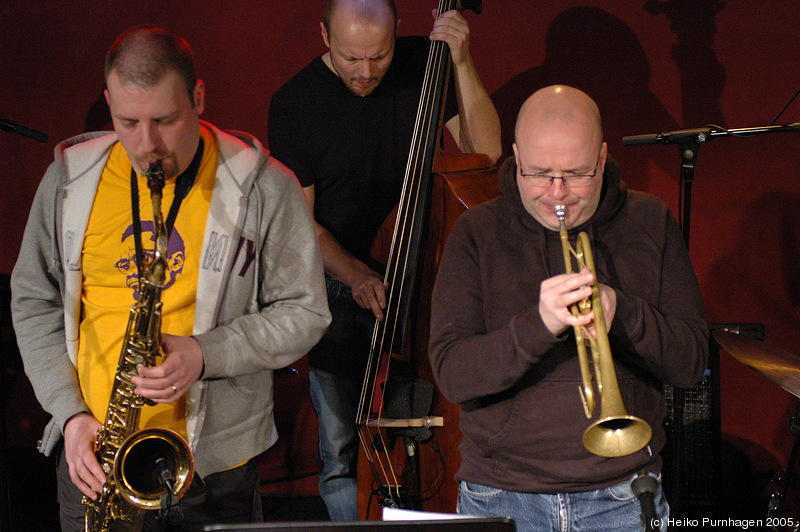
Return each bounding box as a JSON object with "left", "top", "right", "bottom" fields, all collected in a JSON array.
[
  {"left": 145, "top": 160, "right": 169, "bottom": 284},
  {"left": 146, "top": 160, "right": 165, "bottom": 197}
]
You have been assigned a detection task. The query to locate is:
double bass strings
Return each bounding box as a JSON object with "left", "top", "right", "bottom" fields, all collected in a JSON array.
[{"left": 355, "top": 0, "right": 455, "bottom": 510}]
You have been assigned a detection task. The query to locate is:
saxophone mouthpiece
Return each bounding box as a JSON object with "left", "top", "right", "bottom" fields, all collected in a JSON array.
[{"left": 146, "top": 160, "right": 165, "bottom": 195}]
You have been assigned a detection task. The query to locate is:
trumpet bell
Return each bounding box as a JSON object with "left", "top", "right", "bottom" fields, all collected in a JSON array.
[
  {"left": 114, "top": 427, "right": 194, "bottom": 509},
  {"left": 583, "top": 415, "right": 652, "bottom": 458}
]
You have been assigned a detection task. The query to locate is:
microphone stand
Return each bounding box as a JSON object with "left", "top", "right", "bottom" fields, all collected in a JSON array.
[
  {"left": 623, "top": 121, "right": 800, "bottom": 518},
  {"left": 624, "top": 123, "right": 800, "bottom": 246},
  {"left": 631, "top": 472, "right": 660, "bottom": 532},
  {"left": 767, "top": 400, "right": 800, "bottom": 522},
  {"left": 155, "top": 457, "right": 182, "bottom": 528},
  {"left": 0, "top": 118, "right": 48, "bottom": 143}
]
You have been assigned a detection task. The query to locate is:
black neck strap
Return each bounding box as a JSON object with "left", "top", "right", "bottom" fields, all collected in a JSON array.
[{"left": 130, "top": 139, "right": 204, "bottom": 277}]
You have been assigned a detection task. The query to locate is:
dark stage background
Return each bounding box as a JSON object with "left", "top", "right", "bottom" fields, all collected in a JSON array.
[{"left": 3, "top": 0, "right": 800, "bottom": 526}]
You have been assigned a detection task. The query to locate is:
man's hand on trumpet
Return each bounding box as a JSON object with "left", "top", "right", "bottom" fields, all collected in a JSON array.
[{"left": 539, "top": 267, "right": 617, "bottom": 338}]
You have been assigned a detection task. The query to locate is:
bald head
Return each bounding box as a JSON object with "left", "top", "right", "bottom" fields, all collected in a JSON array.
[
  {"left": 512, "top": 85, "right": 608, "bottom": 231},
  {"left": 324, "top": 0, "right": 397, "bottom": 36},
  {"left": 514, "top": 85, "right": 603, "bottom": 150},
  {"left": 321, "top": 0, "right": 398, "bottom": 97}
]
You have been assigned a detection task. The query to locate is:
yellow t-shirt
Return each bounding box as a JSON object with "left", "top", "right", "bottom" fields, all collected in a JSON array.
[{"left": 78, "top": 126, "right": 218, "bottom": 440}]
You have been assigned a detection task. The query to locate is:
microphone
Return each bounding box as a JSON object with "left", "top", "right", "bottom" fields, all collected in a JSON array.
[
  {"left": 631, "top": 471, "right": 660, "bottom": 532},
  {"left": 404, "top": 436, "right": 419, "bottom": 478},
  {"left": 622, "top": 127, "right": 712, "bottom": 147},
  {"left": 155, "top": 457, "right": 176, "bottom": 493},
  {"left": 155, "top": 457, "right": 184, "bottom": 524},
  {"left": 0, "top": 118, "right": 48, "bottom": 143}
]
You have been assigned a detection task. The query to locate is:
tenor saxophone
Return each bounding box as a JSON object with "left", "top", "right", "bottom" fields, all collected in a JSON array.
[{"left": 84, "top": 161, "right": 194, "bottom": 531}]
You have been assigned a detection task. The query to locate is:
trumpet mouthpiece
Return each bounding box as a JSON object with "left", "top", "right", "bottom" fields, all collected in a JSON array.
[{"left": 554, "top": 204, "right": 567, "bottom": 220}]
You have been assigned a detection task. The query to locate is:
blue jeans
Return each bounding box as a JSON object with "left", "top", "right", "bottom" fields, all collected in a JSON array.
[
  {"left": 308, "top": 278, "right": 375, "bottom": 521},
  {"left": 309, "top": 367, "right": 361, "bottom": 521},
  {"left": 457, "top": 476, "right": 669, "bottom": 532}
]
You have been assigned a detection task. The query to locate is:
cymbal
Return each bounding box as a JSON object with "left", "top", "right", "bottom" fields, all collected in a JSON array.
[{"left": 713, "top": 329, "right": 800, "bottom": 398}]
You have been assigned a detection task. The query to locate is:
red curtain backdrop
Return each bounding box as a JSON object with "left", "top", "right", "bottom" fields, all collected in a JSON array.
[{"left": 3, "top": 0, "right": 800, "bottom": 503}]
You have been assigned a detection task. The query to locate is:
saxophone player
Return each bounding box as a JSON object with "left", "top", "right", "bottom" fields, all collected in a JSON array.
[
  {"left": 11, "top": 25, "right": 330, "bottom": 531},
  {"left": 428, "top": 85, "right": 708, "bottom": 531}
]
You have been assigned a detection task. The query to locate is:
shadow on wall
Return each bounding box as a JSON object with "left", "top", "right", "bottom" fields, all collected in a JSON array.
[
  {"left": 85, "top": 90, "right": 113, "bottom": 133},
  {"left": 706, "top": 189, "right": 800, "bottom": 515},
  {"left": 706, "top": 190, "right": 800, "bottom": 348},
  {"left": 491, "top": 3, "right": 726, "bottom": 194}
]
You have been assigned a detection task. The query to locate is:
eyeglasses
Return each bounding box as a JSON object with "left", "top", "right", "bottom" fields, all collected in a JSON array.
[{"left": 518, "top": 154, "right": 602, "bottom": 187}]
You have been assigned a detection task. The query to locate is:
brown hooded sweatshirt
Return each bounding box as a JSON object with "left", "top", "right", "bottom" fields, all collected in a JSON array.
[{"left": 429, "top": 155, "right": 708, "bottom": 493}]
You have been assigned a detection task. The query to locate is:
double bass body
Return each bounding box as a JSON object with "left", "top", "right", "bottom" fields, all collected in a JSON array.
[{"left": 356, "top": 163, "right": 497, "bottom": 518}]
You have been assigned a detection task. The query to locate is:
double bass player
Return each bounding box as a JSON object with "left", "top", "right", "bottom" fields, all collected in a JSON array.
[{"left": 268, "top": 0, "right": 500, "bottom": 520}]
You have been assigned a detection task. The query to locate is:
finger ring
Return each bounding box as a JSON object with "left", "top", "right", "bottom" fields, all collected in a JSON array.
[{"left": 171, "top": 384, "right": 177, "bottom": 393}]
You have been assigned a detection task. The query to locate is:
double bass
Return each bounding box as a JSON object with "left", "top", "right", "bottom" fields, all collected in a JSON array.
[{"left": 355, "top": 0, "right": 498, "bottom": 518}]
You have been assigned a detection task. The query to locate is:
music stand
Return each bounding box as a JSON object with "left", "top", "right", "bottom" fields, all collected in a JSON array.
[{"left": 204, "top": 518, "right": 516, "bottom": 532}]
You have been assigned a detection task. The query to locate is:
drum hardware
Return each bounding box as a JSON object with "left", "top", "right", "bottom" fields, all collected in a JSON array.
[{"left": 713, "top": 330, "right": 800, "bottom": 530}]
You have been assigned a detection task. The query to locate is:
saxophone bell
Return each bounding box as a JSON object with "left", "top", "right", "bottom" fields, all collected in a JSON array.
[
  {"left": 115, "top": 428, "right": 194, "bottom": 509},
  {"left": 552, "top": 204, "right": 652, "bottom": 458}
]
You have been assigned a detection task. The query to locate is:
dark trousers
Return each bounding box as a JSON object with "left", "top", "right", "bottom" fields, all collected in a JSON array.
[{"left": 56, "top": 442, "right": 263, "bottom": 531}]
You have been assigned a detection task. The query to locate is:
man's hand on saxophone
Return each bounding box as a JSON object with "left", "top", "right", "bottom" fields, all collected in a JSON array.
[
  {"left": 59, "top": 333, "right": 205, "bottom": 506},
  {"left": 132, "top": 333, "right": 205, "bottom": 402},
  {"left": 63, "top": 413, "right": 105, "bottom": 500}
]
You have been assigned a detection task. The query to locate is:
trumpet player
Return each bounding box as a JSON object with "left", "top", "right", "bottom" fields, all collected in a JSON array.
[
  {"left": 11, "top": 25, "right": 330, "bottom": 531},
  {"left": 429, "top": 85, "right": 708, "bottom": 531}
]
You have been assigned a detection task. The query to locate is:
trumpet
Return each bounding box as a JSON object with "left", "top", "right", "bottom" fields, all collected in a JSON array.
[{"left": 553, "top": 204, "right": 651, "bottom": 457}]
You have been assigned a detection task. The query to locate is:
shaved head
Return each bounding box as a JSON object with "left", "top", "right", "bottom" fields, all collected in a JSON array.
[
  {"left": 324, "top": 0, "right": 397, "bottom": 35},
  {"left": 515, "top": 85, "right": 603, "bottom": 150},
  {"left": 320, "top": 0, "right": 398, "bottom": 96},
  {"left": 512, "top": 85, "right": 608, "bottom": 230}
]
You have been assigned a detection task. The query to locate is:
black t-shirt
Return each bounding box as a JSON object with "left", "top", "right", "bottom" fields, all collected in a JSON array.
[{"left": 268, "top": 36, "right": 459, "bottom": 263}]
